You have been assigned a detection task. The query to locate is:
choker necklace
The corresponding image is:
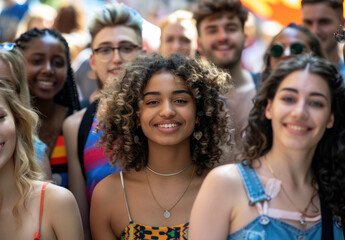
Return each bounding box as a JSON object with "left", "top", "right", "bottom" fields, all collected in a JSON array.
[
  {"left": 264, "top": 157, "right": 318, "bottom": 226},
  {"left": 145, "top": 166, "right": 195, "bottom": 219},
  {"left": 146, "top": 163, "right": 192, "bottom": 177}
]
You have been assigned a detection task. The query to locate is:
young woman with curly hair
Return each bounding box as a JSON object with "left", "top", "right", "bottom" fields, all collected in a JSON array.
[
  {"left": 90, "top": 53, "right": 232, "bottom": 240},
  {"left": 189, "top": 54, "right": 345, "bottom": 239},
  {"left": 0, "top": 80, "right": 83, "bottom": 239}
]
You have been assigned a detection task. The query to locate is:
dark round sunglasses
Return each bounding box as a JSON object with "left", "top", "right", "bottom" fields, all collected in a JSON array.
[{"left": 270, "top": 42, "right": 305, "bottom": 58}]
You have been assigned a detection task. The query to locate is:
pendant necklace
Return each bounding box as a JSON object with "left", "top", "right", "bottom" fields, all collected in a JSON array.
[
  {"left": 264, "top": 157, "right": 318, "bottom": 226},
  {"left": 145, "top": 166, "right": 195, "bottom": 219},
  {"left": 146, "top": 163, "right": 192, "bottom": 177}
]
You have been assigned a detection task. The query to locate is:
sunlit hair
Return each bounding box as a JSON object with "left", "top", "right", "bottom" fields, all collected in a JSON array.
[
  {"left": 159, "top": 10, "right": 198, "bottom": 57},
  {"left": 160, "top": 10, "right": 196, "bottom": 31},
  {"left": 15, "top": 4, "right": 57, "bottom": 39},
  {"left": 193, "top": 0, "right": 248, "bottom": 34},
  {"left": 97, "top": 53, "right": 232, "bottom": 175},
  {"left": 88, "top": 1, "right": 143, "bottom": 45},
  {"left": 301, "top": 0, "right": 344, "bottom": 20},
  {"left": 15, "top": 28, "right": 80, "bottom": 111},
  {"left": 0, "top": 47, "right": 31, "bottom": 108},
  {"left": 0, "top": 80, "right": 43, "bottom": 224},
  {"left": 239, "top": 54, "right": 345, "bottom": 224},
  {"left": 261, "top": 22, "right": 325, "bottom": 82}
]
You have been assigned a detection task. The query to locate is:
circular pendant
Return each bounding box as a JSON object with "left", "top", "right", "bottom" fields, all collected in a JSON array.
[{"left": 164, "top": 210, "right": 171, "bottom": 219}]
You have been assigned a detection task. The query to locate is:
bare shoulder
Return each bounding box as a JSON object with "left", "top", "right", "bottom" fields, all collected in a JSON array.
[
  {"left": 207, "top": 164, "right": 241, "bottom": 184},
  {"left": 92, "top": 173, "right": 123, "bottom": 204},
  {"left": 204, "top": 164, "right": 243, "bottom": 196},
  {"left": 43, "top": 182, "right": 77, "bottom": 206},
  {"left": 63, "top": 108, "right": 87, "bottom": 131}
]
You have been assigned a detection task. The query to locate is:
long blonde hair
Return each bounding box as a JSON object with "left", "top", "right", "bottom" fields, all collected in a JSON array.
[
  {"left": 0, "top": 80, "right": 43, "bottom": 223},
  {"left": 0, "top": 47, "right": 31, "bottom": 108}
]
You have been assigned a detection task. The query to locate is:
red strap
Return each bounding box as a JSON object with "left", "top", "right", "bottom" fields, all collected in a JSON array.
[{"left": 34, "top": 182, "right": 49, "bottom": 240}]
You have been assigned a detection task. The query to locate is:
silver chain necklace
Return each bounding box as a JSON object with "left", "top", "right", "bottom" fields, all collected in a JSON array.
[
  {"left": 146, "top": 163, "right": 192, "bottom": 177},
  {"left": 145, "top": 166, "right": 195, "bottom": 219}
]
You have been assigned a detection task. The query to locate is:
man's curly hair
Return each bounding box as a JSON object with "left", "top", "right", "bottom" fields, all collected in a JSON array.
[
  {"left": 96, "top": 53, "right": 233, "bottom": 175},
  {"left": 239, "top": 54, "right": 345, "bottom": 224}
]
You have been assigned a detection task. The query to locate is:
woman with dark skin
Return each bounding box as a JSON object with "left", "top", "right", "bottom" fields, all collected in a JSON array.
[
  {"left": 91, "top": 54, "right": 232, "bottom": 239},
  {"left": 15, "top": 28, "right": 80, "bottom": 187},
  {"left": 189, "top": 54, "right": 345, "bottom": 239}
]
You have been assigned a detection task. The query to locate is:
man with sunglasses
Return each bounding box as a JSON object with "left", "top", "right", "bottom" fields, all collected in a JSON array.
[
  {"left": 62, "top": 2, "right": 145, "bottom": 239},
  {"left": 301, "top": 0, "right": 345, "bottom": 79},
  {"left": 194, "top": 0, "right": 256, "bottom": 154}
]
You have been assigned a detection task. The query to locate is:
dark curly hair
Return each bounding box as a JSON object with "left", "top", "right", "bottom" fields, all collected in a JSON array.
[
  {"left": 239, "top": 54, "right": 345, "bottom": 224},
  {"left": 15, "top": 28, "right": 80, "bottom": 111},
  {"left": 260, "top": 22, "right": 325, "bottom": 83},
  {"left": 96, "top": 53, "right": 233, "bottom": 175},
  {"left": 193, "top": 0, "right": 248, "bottom": 34}
]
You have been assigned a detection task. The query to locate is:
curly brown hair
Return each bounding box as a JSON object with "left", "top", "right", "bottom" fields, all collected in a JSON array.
[
  {"left": 96, "top": 53, "right": 233, "bottom": 175},
  {"left": 193, "top": 0, "right": 248, "bottom": 34},
  {"left": 239, "top": 54, "right": 345, "bottom": 223}
]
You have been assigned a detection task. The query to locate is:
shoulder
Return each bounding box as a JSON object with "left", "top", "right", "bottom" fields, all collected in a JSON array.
[
  {"left": 207, "top": 164, "right": 241, "bottom": 183},
  {"left": 63, "top": 108, "right": 87, "bottom": 131},
  {"left": 31, "top": 182, "right": 79, "bottom": 218},
  {"left": 202, "top": 164, "right": 243, "bottom": 197},
  {"left": 92, "top": 173, "right": 123, "bottom": 204},
  {"left": 43, "top": 182, "right": 78, "bottom": 207}
]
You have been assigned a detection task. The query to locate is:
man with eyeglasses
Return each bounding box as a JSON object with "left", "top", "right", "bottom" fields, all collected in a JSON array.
[
  {"left": 62, "top": 2, "right": 145, "bottom": 239},
  {"left": 301, "top": 0, "right": 345, "bottom": 80},
  {"left": 193, "top": 0, "right": 256, "bottom": 155}
]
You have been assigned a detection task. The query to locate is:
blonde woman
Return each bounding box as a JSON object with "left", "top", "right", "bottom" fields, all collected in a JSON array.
[{"left": 0, "top": 80, "right": 83, "bottom": 239}]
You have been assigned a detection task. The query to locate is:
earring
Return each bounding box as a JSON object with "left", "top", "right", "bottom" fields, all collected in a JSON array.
[
  {"left": 193, "top": 131, "right": 202, "bottom": 141},
  {"left": 134, "top": 135, "right": 139, "bottom": 144}
]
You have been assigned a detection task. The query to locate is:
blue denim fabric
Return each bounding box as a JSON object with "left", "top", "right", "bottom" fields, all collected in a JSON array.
[{"left": 227, "top": 163, "right": 344, "bottom": 240}]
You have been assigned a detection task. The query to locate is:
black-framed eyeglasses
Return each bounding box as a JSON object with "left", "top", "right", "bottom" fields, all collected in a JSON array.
[
  {"left": 334, "top": 24, "right": 345, "bottom": 43},
  {"left": 93, "top": 42, "right": 141, "bottom": 63},
  {"left": 270, "top": 42, "right": 305, "bottom": 58},
  {"left": 0, "top": 42, "right": 16, "bottom": 51}
]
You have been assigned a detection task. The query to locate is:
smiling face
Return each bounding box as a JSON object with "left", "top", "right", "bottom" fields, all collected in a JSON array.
[
  {"left": 90, "top": 26, "right": 142, "bottom": 86},
  {"left": 138, "top": 71, "right": 197, "bottom": 147},
  {"left": 160, "top": 21, "right": 198, "bottom": 57},
  {"left": 197, "top": 12, "right": 245, "bottom": 69},
  {"left": 270, "top": 27, "right": 312, "bottom": 70},
  {"left": 302, "top": 2, "right": 342, "bottom": 55},
  {"left": 22, "top": 34, "right": 67, "bottom": 101},
  {"left": 265, "top": 70, "right": 334, "bottom": 152},
  {"left": 0, "top": 94, "right": 16, "bottom": 170}
]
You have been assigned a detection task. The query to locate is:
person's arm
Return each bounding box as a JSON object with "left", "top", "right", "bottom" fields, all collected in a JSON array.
[
  {"left": 189, "top": 166, "right": 235, "bottom": 240},
  {"left": 46, "top": 184, "right": 84, "bottom": 240},
  {"left": 63, "top": 109, "right": 91, "bottom": 240},
  {"left": 90, "top": 177, "right": 118, "bottom": 240}
]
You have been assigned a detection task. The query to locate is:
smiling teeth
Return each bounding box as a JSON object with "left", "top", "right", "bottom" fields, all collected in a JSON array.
[
  {"left": 38, "top": 81, "right": 53, "bottom": 86},
  {"left": 157, "top": 123, "right": 178, "bottom": 128},
  {"left": 287, "top": 125, "right": 308, "bottom": 131}
]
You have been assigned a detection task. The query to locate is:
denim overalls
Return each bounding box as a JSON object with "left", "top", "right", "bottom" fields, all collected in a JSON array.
[{"left": 227, "top": 163, "right": 344, "bottom": 240}]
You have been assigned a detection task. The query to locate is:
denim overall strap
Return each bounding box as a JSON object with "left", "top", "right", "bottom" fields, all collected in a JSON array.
[{"left": 236, "top": 163, "right": 271, "bottom": 206}]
